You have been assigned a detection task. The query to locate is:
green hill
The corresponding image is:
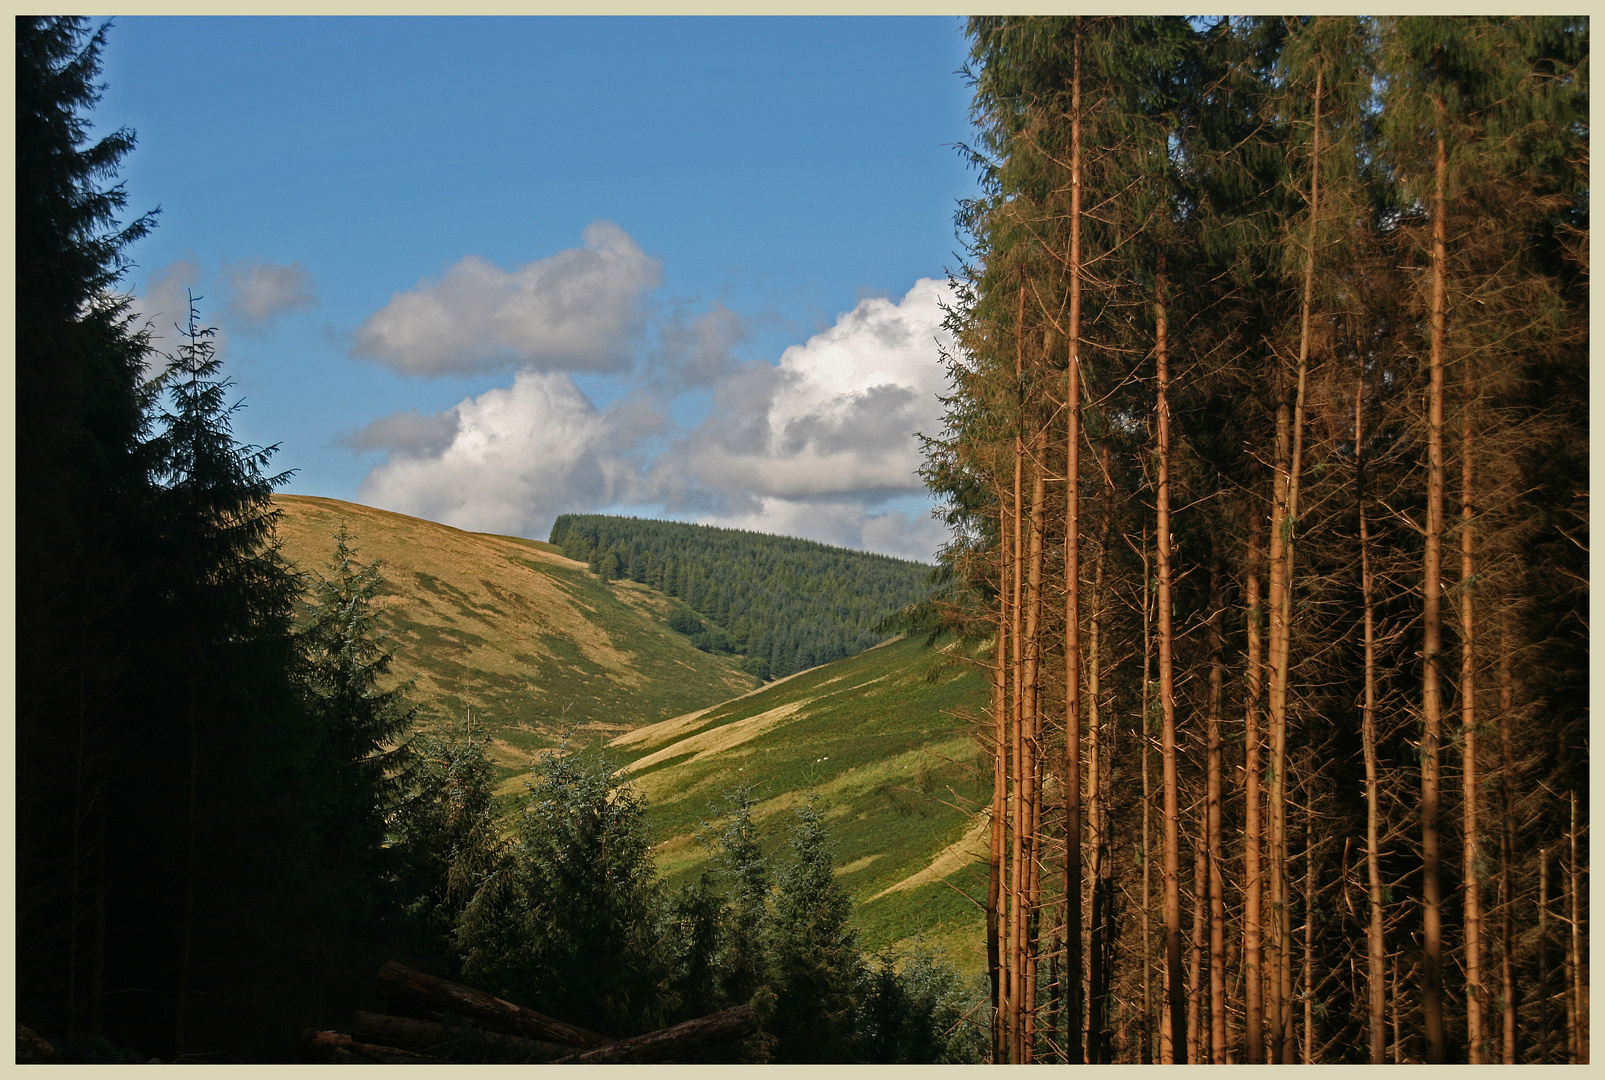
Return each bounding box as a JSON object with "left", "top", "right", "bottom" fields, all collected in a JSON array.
[
  {"left": 272, "top": 496, "right": 756, "bottom": 764},
  {"left": 548, "top": 514, "right": 937, "bottom": 680},
  {"left": 606, "top": 633, "right": 992, "bottom": 973},
  {"left": 274, "top": 495, "right": 990, "bottom": 973}
]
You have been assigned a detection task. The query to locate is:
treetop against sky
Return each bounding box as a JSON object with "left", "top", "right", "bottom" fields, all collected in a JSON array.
[{"left": 95, "top": 16, "right": 976, "bottom": 562}]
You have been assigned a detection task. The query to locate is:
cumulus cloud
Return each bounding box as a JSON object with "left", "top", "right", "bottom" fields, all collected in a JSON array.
[
  {"left": 662, "top": 276, "right": 954, "bottom": 504},
  {"left": 356, "top": 371, "right": 629, "bottom": 538},
  {"left": 224, "top": 259, "right": 318, "bottom": 330},
  {"left": 350, "top": 276, "right": 957, "bottom": 563},
  {"left": 351, "top": 221, "right": 662, "bottom": 377}
]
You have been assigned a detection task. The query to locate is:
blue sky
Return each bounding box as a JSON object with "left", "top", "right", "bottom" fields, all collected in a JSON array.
[{"left": 95, "top": 16, "right": 978, "bottom": 561}]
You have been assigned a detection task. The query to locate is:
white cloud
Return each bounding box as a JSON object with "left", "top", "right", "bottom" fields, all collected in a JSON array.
[
  {"left": 224, "top": 259, "right": 318, "bottom": 329},
  {"left": 350, "top": 276, "right": 956, "bottom": 563},
  {"left": 356, "top": 371, "right": 624, "bottom": 538},
  {"left": 650, "top": 276, "right": 953, "bottom": 518},
  {"left": 351, "top": 221, "right": 662, "bottom": 376}
]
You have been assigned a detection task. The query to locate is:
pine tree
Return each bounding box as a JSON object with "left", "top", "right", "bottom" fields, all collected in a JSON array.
[
  {"left": 300, "top": 527, "right": 416, "bottom": 880},
  {"left": 15, "top": 16, "right": 158, "bottom": 1043}
]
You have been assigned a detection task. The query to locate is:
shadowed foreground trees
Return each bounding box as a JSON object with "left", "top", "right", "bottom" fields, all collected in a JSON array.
[{"left": 929, "top": 13, "right": 1586, "bottom": 1064}]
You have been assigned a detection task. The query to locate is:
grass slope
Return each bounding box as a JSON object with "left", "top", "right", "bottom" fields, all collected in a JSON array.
[
  {"left": 272, "top": 495, "right": 755, "bottom": 774},
  {"left": 605, "top": 633, "right": 992, "bottom": 974}
]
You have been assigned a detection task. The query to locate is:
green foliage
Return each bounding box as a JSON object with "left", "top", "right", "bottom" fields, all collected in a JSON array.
[
  {"left": 301, "top": 527, "right": 416, "bottom": 872},
  {"left": 765, "top": 802, "right": 866, "bottom": 1062},
  {"left": 549, "top": 514, "right": 935, "bottom": 679},
  {"left": 389, "top": 722, "right": 507, "bottom": 974},
  {"left": 455, "top": 749, "right": 671, "bottom": 1035}
]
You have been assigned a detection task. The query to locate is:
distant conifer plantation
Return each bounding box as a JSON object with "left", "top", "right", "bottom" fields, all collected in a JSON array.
[{"left": 549, "top": 515, "right": 935, "bottom": 680}]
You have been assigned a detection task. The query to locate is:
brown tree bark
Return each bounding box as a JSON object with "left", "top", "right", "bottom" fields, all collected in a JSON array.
[
  {"left": 1356, "top": 378, "right": 1388, "bottom": 1063},
  {"left": 1242, "top": 508, "right": 1266, "bottom": 1063},
  {"left": 1155, "top": 256, "right": 1185, "bottom": 1063},
  {"left": 553, "top": 1005, "right": 758, "bottom": 1064},
  {"left": 1007, "top": 280, "right": 1027, "bottom": 1062},
  {"left": 352, "top": 1011, "right": 569, "bottom": 1062},
  {"left": 1569, "top": 792, "right": 1586, "bottom": 1063},
  {"left": 375, "top": 961, "right": 614, "bottom": 1048},
  {"left": 1062, "top": 22, "right": 1086, "bottom": 1064},
  {"left": 1140, "top": 528, "right": 1155, "bottom": 1065},
  {"left": 1188, "top": 840, "right": 1206, "bottom": 1063},
  {"left": 1498, "top": 627, "right": 1518, "bottom": 1063},
  {"left": 1420, "top": 88, "right": 1450, "bottom": 1066},
  {"left": 1206, "top": 552, "right": 1227, "bottom": 1064},
  {"left": 1460, "top": 356, "right": 1484, "bottom": 1062}
]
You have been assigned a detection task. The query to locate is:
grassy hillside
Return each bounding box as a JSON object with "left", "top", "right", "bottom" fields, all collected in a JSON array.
[
  {"left": 605, "top": 633, "right": 992, "bottom": 974},
  {"left": 274, "top": 495, "right": 991, "bottom": 973},
  {"left": 273, "top": 496, "right": 755, "bottom": 770}
]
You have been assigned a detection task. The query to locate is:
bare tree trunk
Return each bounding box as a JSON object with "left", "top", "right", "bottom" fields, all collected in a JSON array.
[
  {"left": 1008, "top": 282, "right": 1027, "bottom": 1062},
  {"left": 1243, "top": 508, "right": 1266, "bottom": 1064},
  {"left": 1267, "top": 65, "right": 1321, "bottom": 1063},
  {"left": 1140, "top": 530, "right": 1154, "bottom": 1065},
  {"left": 1086, "top": 497, "right": 1110, "bottom": 1062},
  {"left": 988, "top": 550, "right": 1008, "bottom": 1062},
  {"left": 1420, "top": 88, "right": 1450, "bottom": 1066},
  {"left": 1206, "top": 552, "right": 1227, "bottom": 1063},
  {"left": 1540, "top": 847, "right": 1550, "bottom": 1062},
  {"left": 1062, "top": 24, "right": 1086, "bottom": 1063},
  {"left": 1460, "top": 357, "right": 1484, "bottom": 1063},
  {"left": 1189, "top": 841, "right": 1206, "bottom": 1064},
  {"left": 1569, "top": 792, "right": 1586, "bottom": 1062},
  {"left": 1499, "top": 627, "right": 1518, "bottom": 1063},
  {"left": 1155, "top": 256, "right": 1185, "bottom": 1064},
  {"left": 1302, "top": 810, "right": 1316, "bottom": 1063},
  {"left": 1022, "top": 419, "right": 1048, "bottom": 1062},
  {"left": 1356, "top": 379, "right": 1387, "bottom": 1063}
]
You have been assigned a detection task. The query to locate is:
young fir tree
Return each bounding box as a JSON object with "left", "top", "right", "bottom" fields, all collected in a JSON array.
[
  {"left": 765, "top": 801, "right": 865, "bottom": 1062},
  {"left": 300, "top": 527, "right": 416, "bottom": 875},
  {"left": 455, "top": 750, "right": 670, "bottom": 1036}
]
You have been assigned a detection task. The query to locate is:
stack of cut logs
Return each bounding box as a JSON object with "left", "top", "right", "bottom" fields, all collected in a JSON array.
[{"left": 301, "top": 961, "right": 757, "bottom": 1065}]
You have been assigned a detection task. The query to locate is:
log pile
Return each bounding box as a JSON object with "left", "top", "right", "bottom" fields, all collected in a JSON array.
[{"left": 300, "top": 961, "right": 757, "bottom": 1064}]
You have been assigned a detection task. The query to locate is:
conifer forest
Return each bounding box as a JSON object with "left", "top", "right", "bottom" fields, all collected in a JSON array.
[
  {"left": 14, "top": 13, "right": 1587, "bottom": 1066},
  {"left": 925, "top": 14, "right": 1588, "bottom": 1064}
]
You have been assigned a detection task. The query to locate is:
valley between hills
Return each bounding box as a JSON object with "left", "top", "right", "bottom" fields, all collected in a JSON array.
[{"left": 273, "top": 494, "right": 991, "bottom": 971}]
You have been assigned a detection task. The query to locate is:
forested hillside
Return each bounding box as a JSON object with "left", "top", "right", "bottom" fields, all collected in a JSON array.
[
  {"left": 549, "top": 515, "right": 936, "bottom": 679},
  {"left": 931, "top": 14, "right": 1587, "bottom": 1065}
]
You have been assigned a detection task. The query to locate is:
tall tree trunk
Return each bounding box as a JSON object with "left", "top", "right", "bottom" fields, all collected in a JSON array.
[
  {"left": 1140, "top": 529, "right": 1154, "bottom": 1066},
  {"left": 1062, "top": 23, "right": 1086, "bottom": 1064},
  {"left": 1022, "top": 423, "right": 1047, "bottom": 1062},
  {"left": 1086, "top": 491, "right": 1110, "bottom": 1062},
  {"left": 1155, "top": 256, "right": 1185, "bottom": 1063},
  {"left": 1243, "top": 508, "right": 1266, "bottom": 1063},
  {"left": 1189, "top": 840, "right": 1206, "bottom": 1063},
  {"left": 1206, "top": 551, "right": 1227, "bottom": 1064},
  {"left": 1268, "top": 64, "right": 1322, "bottom": 1063},
  {"left": 1460, "top": 356, "right": 1484, "bottom": 1062},
  {"left": 1420, "top": 88, "right": 1450, "bottom": 1066},
  {"left": 1540, "top": 847, "right": 1550, "bottom": 1062},
  {"left": 988, "top": 541, "right": 1008, "bottom": 1062},
  {"left": 1302, "top": 809, "right": 1317, "bottom": 1063},
  {"left": 1569, "top": 792, "right": 1585, "bottom": 1063},
  {"left": 1357, "top": 378, "right": 1388, "bottom": 1063},
  {"left": 1008, "top": 282, "right": 1028, "bottom": 1062},
  {"left": 1498, "top": 627, "right": 1518, "bottom": 1063}
]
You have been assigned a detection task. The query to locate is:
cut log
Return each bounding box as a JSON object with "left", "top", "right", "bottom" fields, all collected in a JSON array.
[
  {"left": 299, "top": 1028, "right": 442, "bottom": 1064},
  {"left": 352, "top": 1010, "right": 569, "bottom": 1062},
  {"left": 375, "top": 961, "right": 612, "bottom": 1048},
  {"left": 552, "top": 1004, "right": 758, "bottom": 1064}
]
